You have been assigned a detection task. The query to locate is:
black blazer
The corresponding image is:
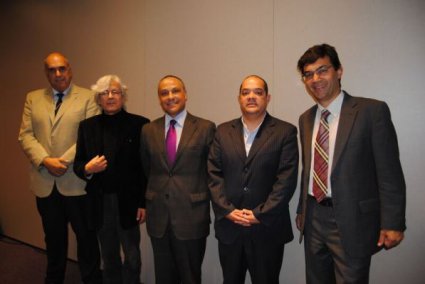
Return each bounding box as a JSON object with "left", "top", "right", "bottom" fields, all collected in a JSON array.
[
  {"left": 297, "top": 92, "right": 406, "bottom": 257},
  {"left": 74, "top": 110, "right": 150, "bottom": 230},
  {"left": 140, "top": 112, "right": 216, "bottom": 240},
  {"left": 208, "top": 113, "right": 299, "bottom": 245}
]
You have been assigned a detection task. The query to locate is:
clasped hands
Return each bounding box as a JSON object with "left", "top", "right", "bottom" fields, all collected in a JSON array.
[
  {"left": 43, "top": 157, "right": 69, "bottom": 176},
  {"left": 84, "top": 155, "right": 108, "bottom": 175},
  {"left": 226, "top": 209, "right": 260, "bottom": 226}
]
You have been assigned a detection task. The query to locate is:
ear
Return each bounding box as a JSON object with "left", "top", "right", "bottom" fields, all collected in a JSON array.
[{"left": 337, "top": 66, "right": 343, "bottom": 79}]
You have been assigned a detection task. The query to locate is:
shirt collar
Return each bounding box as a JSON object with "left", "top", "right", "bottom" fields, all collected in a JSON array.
[
  {"left": 165, "top": 109, "right": 187, "bottom": 127},
  {"left": 241, "top": 113, "right": 266, "bottom": 134},
  {"left": 52, "top": 84, "right": 71, "bottom": 97},
  {"left": 318, "top": 91, "right": 344, "bottom": 118}
]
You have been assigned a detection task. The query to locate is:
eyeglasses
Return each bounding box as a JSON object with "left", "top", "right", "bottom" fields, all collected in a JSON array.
[
  {"left": 99, "top": 89, "right": 122, "bottom": 97},
  {"left": 240, "top": 88, "right": 265, "bottom": 96},
  {"left": 302, "top": 65, "right": 333, "bottom": 81}
]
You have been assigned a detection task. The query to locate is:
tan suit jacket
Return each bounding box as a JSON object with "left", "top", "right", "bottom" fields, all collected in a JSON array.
[{"left": 19, "top": 84, "right": 99, "bottom": 197}]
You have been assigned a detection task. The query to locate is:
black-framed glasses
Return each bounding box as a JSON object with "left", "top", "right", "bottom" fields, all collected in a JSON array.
[{"left": 302, "top": 65, "right": 333, "bottom": 81}]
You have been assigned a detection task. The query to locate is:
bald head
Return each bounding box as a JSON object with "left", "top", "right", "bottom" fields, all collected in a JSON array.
[{"left": 44, "top": 52, "right": 73, "bottom": 92}]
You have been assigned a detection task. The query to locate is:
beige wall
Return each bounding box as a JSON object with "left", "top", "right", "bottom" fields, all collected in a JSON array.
[{"left": 1, "top": 0, "right": 424, "bottom": 283}]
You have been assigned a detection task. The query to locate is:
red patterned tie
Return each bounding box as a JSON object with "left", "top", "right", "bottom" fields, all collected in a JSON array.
[
  {"left": 313, "top": 110, "right": 331, "bottom": 202},
  {"left": 166, "top": 119, "right": 177, "bottom": 167}
]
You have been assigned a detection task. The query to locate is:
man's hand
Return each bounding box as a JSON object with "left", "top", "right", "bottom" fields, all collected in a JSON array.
[
  {"left": 43, "top": 157, "right": 69, "bottom": 176},
  {"left": 242, "top": 209, "right": 260, "bottom": 224},
  {"left": 225, "top": 209, "right": 260, "bottom": 226},
  {"left": 378, "top": 229, "right": 404, "bottom": 249},
  {"left": 226, "top": 209, "right": 251, "bottom": 226},
  {"left": 136, "top": 208, "right": 146, "bottom": 224},
  {"left": 84, "top": 155, "right": 107, "bottom": 175},
  {"left": 295, "top": 214, "right": 303, "bottom": 231}
]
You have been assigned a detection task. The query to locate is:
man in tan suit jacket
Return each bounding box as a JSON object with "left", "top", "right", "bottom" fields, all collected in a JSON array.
[{"left": 18, "top": 52, "right": 101, "bottom": 284}]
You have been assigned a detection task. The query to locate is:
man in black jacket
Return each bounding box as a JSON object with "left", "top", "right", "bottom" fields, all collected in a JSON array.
[{"left": 74, "top": 75, "right": 149, "bottom": 284}]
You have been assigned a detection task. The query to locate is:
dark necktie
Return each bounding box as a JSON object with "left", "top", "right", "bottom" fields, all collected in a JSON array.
[
  {"left": 313, "top": 109, "right": 331, "bottom": 202},
  {"left": 166, "top": 119, "right": 177, "bottom": 167},
  {"left": 55, "top": 93, "right": 64, "bottom": 116}
]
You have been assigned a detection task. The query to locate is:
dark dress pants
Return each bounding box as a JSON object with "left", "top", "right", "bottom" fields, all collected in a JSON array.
[
  {"left": 98, "top": 193, "right": 141, "bottom": 284},
  {"left": 304, "top": 196, "right": 371, "bottom": 284},
  {"left": 150, "top": 227, "right": 206, "bottom": 284},
  {"left": 36, "top": 185, "right": 102, "bottom": 284},
  {"left": 218, "top": 231, "right": 285, "bottom": 284}
]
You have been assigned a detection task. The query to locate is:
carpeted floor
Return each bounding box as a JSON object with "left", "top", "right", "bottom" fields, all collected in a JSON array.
[{"left": 0, "top": 235, "right": 80, "bottom": 284}]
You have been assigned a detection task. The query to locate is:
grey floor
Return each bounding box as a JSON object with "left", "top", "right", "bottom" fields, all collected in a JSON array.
[{"left": 0, "top": 235, "right": 80, "bottom": 284}]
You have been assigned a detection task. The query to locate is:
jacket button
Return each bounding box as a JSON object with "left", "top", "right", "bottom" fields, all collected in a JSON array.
[
  {"left": 169, "top": 172, "right": 173, "bottom": 177},
  {"left": 165, "top": 193, "right": 169, "bottom": 199},
  {"left": 243, "top": 187, "right": 248, "bottom": 192},
  {"left": 244, "top": 167, "right": 248, "bottom": 173}
]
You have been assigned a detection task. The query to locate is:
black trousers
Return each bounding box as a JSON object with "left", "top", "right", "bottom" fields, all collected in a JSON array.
[
  {"left": 150, "top": 228, "right": 206, "bottom": 284},
  {"left": 218, "top": 234, "right": 285, "bottom": 284},
  {"left": 36, "top": 185, "right": 102, "bottom": 284},
  {"left": 304, "top": 196, "right": 371, "bottom": 284}
]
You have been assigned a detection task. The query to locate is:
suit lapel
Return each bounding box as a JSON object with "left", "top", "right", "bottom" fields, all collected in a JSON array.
[
  {"left": 332, "top": 93, "right": 358, "bottom": 173},
  {"left": 174, "top": 113, "right": 197, "bottom": 166},
  {"left": 229, "top": 119, "right": 247, "bottom": 163},
  {"left": 52, "top": 85, "right": 78, "bottom": 126},
  {"left": 43, "top": 89, "right": 55, "bottom": 125},
  {"left": 301, "top": 106, "right": 317, "bottom": 174},
  {"left": 152, "top": 117, "right": 168, "bottom": 166},
  {"left": 245, "top": 114, "right": 274, "bottom": 165}
]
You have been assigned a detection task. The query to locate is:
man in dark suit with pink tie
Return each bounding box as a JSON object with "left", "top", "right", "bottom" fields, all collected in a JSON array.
[{"left": 141, "top": 75, "right": 216, "bottom": 284}]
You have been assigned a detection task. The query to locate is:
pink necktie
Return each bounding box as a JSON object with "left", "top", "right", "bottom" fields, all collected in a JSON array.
[
  {"left": 313, "top": 110, "right": 330, "bottom": 202},
  {"left": 166, "top": 120, "right": 177, "bottom": 166}
]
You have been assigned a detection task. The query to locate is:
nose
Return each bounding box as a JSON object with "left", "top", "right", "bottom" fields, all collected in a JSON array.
[
  {"left": 247, "top": 91, "right": 256, "bottom": 99},
  {"left": 167, "top": 92, "right": 173, "bottom": 98},
  {"left": 55, "top": 69, "right": 62, "bottom": 76},
  {"left": 312, "top": 72, "right": 322, "bottom": 81}
]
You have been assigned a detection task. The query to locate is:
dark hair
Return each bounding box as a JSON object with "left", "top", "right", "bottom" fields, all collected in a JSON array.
[
  {"left": 158, "top": 74, "right": 186, "bottom": 92},
  {"left": 297, "top": 43, "right": 341, "bottom": 73},
  {"left": 239, "top": 75, "right": 269, "bottom": 95}
]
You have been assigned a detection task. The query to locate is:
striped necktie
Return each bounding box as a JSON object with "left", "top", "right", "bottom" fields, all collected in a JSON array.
[
  {"left": 313, "top": 109, "right": 331, "bottom": 202},
  {"left": 55, "top": 93, "right": 64, "bottom": 116}
]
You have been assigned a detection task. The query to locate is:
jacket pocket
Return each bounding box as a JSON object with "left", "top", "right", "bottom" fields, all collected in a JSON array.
[
  {"left": 359, "top": 198, "right": 379, "bottom": 214},
  {"left": 145, "top": 190, "right": 156, "bottom": 201},
  {"left": 190, "top": 192, "right": 209, "bottom": 203}
]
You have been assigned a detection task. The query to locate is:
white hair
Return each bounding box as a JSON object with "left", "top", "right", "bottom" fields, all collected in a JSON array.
[{"left": 91, "top": 74, "right": 128, "bottom": 102}]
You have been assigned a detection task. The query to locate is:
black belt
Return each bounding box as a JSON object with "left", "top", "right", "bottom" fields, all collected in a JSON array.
[{"left": 308, "top": 194, "right": 333, "bottom": 207}]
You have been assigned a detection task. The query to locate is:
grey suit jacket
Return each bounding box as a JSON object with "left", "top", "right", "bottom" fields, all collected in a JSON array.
[
  {"left": 297, "top": 92, "right": 406, "bottom": 257},
  {"left": 140, "top": 112, "right": 216, "bottom": 240},
  {"left": 208, "top": 113, "right": 299, "bottom": 245},
  {"left": 18, "top": 84, "right": 99, "bottom": 197}
]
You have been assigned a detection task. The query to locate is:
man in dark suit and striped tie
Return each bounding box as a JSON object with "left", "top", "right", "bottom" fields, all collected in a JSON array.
[{"left": 296, "top": 43, "right": 406, "bottom": 283}]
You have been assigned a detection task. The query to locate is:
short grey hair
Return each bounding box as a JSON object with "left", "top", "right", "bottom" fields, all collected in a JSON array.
[{"left": 91, "top": 74, "right": 128, "bottom": 103}]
